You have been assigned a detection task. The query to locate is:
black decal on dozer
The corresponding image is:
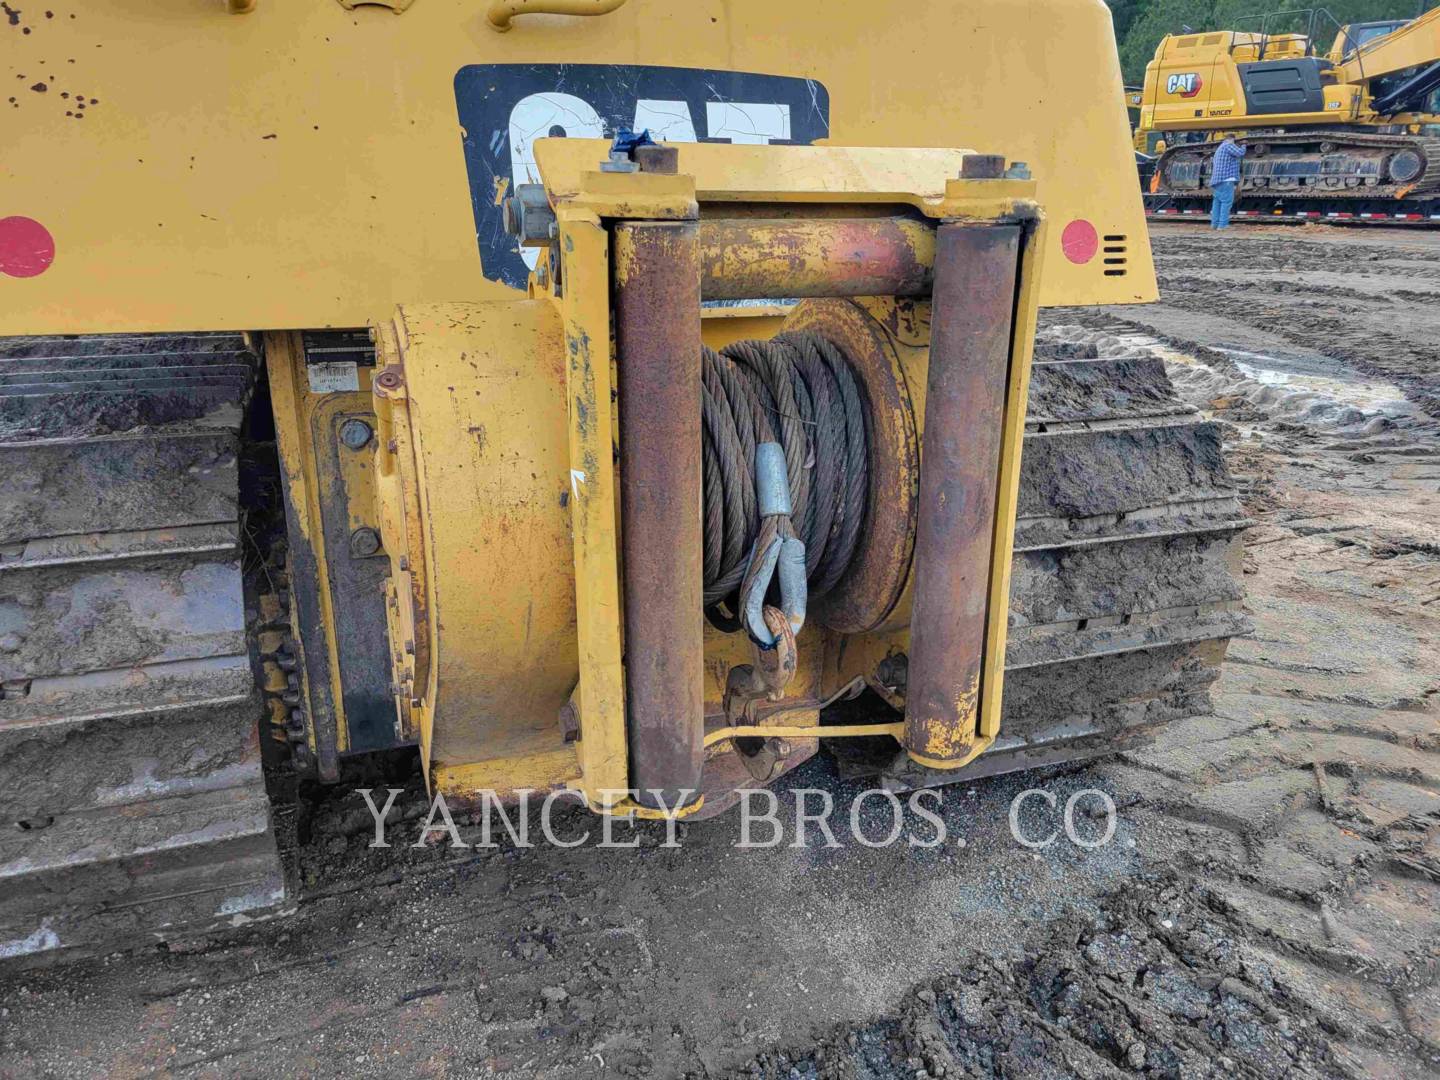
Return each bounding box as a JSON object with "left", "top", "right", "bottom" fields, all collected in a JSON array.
[{"left": 455, "top": 64, "right": 830, "bottom": 288}]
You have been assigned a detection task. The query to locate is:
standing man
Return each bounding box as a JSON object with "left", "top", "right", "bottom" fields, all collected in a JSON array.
[{"left": 1209, "top": 136, "right": 1247, "bottom": 229}]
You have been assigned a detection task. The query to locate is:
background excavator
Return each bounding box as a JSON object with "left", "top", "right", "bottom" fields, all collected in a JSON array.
[
  {"left": 1139, "top": 4, "right": 1440, "bottom": 221},
  {"left": 0, "top": 0, "right": 1246, "bottom": 962}
]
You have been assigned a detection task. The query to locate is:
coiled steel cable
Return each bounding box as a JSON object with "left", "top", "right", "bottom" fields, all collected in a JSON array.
[{"left": 700, "top": 332, "right": 870, "bottom": 620}]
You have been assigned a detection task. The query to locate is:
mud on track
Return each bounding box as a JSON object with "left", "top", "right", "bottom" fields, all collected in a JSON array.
[{"left": 1, "top": 225, "right": 1438, "bottom": 1079}]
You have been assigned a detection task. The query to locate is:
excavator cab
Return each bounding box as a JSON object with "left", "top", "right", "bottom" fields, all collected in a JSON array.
[{"left": 1332, "top": 20, "right": 1412, "bottom": 62}]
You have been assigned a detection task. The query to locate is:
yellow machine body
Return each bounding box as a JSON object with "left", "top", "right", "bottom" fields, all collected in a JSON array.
[
  {"left": 1137, "top": 12, "right": 1440, "bottom": 142},
  {"left": 2, "top": 0, "right": 1158, "bottom": 815},
  {"left": 3, "top": 0, "right": 1152, "bottom": 335},
  {"left": 1139, "top": 30, "right": 1361, "bottom": 135}
]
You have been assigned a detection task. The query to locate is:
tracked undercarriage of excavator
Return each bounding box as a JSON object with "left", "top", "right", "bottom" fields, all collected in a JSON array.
[{"left": 1, "top": 0, "right": 1244, "bottom": 961}]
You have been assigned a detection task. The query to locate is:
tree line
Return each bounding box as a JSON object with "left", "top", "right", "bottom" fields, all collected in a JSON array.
[{"left": 1107, "top": 0, "right": 1433, "bottom": 84}]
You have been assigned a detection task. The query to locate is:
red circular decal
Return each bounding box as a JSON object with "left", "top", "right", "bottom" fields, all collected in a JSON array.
[
  {"left": 0, "top": 216, "right": 56, "bottom": 278},
  {"left": 1061, "top": 219, "right": 1099, "bottom": 265}
]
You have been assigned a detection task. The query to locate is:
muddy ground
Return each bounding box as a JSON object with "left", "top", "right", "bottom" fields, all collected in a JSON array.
[{"left": 1, "top": 224, "right": 1438, "bottom": 1078}]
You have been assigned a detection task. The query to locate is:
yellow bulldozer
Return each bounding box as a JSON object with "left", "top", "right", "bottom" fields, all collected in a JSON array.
[
  {"left": 1139, "top": 5, "right": 1440, "bottom": 222},
  {"left": 0, "top": 0, "right": 1247, "bottom": 960}
]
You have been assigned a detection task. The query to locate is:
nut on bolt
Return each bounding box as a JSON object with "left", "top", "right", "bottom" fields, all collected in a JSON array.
[
  {"left": 599, "top": 150, "right": 640, "bottom": 173},
  {"left": 503, "top": 183, "right": 559, "bottom": 247}
]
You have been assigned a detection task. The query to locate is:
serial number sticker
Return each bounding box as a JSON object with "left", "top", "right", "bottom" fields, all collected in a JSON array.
[{"left": 307, "top": 361, "right": 360, "bottom": 394}]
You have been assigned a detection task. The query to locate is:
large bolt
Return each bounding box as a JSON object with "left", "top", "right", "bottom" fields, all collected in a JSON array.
[
  {"left": 960, "top": 154, "right": 1007, "bottom": 179},
  {"left": 504, "top": 184, "right": 559, "bottom": 246},
  {"left": 339, "top": 418, "right": 373, "bottom": 450},
  {"left": 634, "top": 144, "right": 679, "bottom": 174},
  {"left": 350, "top": 527, "right": 382, "bottom": 558}
]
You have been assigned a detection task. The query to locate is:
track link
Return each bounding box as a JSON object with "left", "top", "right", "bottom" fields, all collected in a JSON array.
[{"left": 0, "top": 334, "right": 287, "bottom": 963}]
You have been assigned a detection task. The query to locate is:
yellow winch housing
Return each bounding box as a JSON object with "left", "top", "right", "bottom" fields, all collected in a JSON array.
[{"left": 360, "top": 141, "right": 1049, "bottom": 814}]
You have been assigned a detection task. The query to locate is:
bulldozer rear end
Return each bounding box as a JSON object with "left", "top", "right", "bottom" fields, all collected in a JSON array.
[{"left": 0, "top": 0, "right": 1247, "bottom": 961}]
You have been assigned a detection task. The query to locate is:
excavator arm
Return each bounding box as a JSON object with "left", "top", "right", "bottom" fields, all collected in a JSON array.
[{"left": 1341, "top": 5, "right": 1440, "bottom": 82}]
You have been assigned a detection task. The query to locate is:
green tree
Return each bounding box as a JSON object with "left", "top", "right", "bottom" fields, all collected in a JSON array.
[{"left": 1105, "top": 0, "right": 1148, "bottom": 44}]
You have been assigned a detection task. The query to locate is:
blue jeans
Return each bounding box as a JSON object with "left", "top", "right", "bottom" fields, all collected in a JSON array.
[{"left": 1210, "top": 180, "right": 1237, "bottom": 229}]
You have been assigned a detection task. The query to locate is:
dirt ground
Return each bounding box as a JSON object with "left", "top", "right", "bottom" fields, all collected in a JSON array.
[{"left": 2, "top": 223, "right": 1438, "bottom": 1079}]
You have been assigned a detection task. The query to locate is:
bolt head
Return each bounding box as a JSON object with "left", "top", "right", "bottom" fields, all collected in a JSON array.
[
  {"left": 339, "top": 418, "right": 373, "bottom": 450},
  {"left": 349, "top": 527, "right": 382, "bottom": 557},
  {"left": 634, "top": 144, "right": 680, "bottom": 174},
  {"left": 959, "top": 153, "right": 1007, "bottom": 180}
]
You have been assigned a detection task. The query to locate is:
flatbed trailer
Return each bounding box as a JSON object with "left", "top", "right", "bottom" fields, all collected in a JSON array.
[{"left": 1146, "top": 194, "right": 1440, "bottom": 225}]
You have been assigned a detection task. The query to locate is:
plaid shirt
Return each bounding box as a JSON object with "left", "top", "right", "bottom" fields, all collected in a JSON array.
[{"left": 1211, "top": 140, "right": 1246, "bottom": 184}]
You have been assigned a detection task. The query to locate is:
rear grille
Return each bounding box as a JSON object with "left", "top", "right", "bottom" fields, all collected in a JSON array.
[{"left": 1102, "top": 234, "right": 1128, "bottom": 277}]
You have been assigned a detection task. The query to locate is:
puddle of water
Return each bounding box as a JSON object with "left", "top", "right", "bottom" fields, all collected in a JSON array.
[
  {"left": 1223, "top": 354, "right": 1412, "bottom": 416},
  {"left": 1110, "top": 332, "right": 1421, "bottom": 425}
]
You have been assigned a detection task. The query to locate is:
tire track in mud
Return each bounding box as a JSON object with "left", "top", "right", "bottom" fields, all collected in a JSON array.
[
  {"left": 1137, "top": 229, "right": 1440, "bottom": 419},
  {"left": 733, "top": 300, "right": 1440, "bottom": 1079}
]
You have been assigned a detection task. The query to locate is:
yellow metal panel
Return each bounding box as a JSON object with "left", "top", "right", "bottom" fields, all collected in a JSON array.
[
  {"left": 434, "top": 747, "right": 580, "bottom": 804},
  {"left": 536, "top": 141, "right": 973, "bottom": 208},
  {"left": 3, "top": 0, "right": 1152, "bottom": 337},
  {"left": 979, "top": 216, "right": 1048, "bottom": 742},
  {"left": 382, "top": 301, "right": 581, "bottom": 783},
  {"left": 554, "top": 214, "right": 630, "bottom": 804},
  {"left": 371, "top": 322, "right": 431, "bottom": 750}
]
